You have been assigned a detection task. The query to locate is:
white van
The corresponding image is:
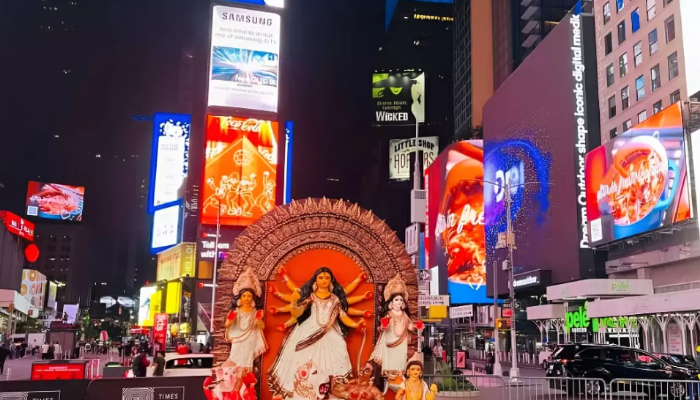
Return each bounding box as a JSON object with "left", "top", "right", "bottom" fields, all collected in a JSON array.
[{"left": 147, "top": 353, "right": 214, "bottom": 377}]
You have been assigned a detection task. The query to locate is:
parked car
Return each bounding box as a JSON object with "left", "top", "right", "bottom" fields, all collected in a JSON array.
[
  {"left": 546, "top": 344, "right": 699, "bottom": 399},
  {"left": 146, "top": 353, "right": 214, "bottom": 377}
]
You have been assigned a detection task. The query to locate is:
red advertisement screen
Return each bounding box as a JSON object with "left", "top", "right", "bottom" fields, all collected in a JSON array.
[
  {"left": 201, "top": 115, "right": 279, "bottom": 226},
  {"left": 153, "top": 313, "right": 168, "bottom": 347},
  {"left": 31, "top": 362, "right": 86, "bottom": 380},
  {"left": 26, "top": 182, "right": 85, "bottom": 221},
  {"left": 585, "top": 102, "right": 690, "bottom": 246},
  {"left": 0, "top": 210, "right": 35, "bottom": 241}
]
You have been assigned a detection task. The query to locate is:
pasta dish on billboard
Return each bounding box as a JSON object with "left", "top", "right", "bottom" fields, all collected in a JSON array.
[
  {"left": 26, "top": 182, "right": 85, "bottom": 221},
  {"left": 201, "top": 115, "right": 278, "bottom": 227},
  {"left": 585, "top": 102, "right": 690, "bottom": 246}
]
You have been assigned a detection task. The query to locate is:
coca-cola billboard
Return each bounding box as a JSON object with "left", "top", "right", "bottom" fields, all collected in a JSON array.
[
  {"left": 425, "top": 141, "right": 491, "bottom": 304},
  {"left": 200, "top": 115, "right": 279, "bottom": 227}
]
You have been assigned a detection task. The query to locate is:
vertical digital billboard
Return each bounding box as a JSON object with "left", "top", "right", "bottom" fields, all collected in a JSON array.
[
  {"left": 26, "top": 182, "right": 85, "bottom": 221},
  {"left": 138, "top": 286, "right": 157, "bottom": 326},
  {"left": 148, "top": 113, "right": 191, "bottom": 212},
  {"left": 201, "top": 115, "right": 278, "bottom": 226},
  {"left": 46, "top": 281, "right": 57, "bottom": 310},
  {"left": 483, "top": 9, "right": 602, "bottom": 295},
  {"left": 585, "top": 103, "right": 690, "bottom": 246},
  {"left": 151, "top": 204, "right": 182, "bottom": 254},
  {"left": 208, "top": 6, "right": 281, "bottom": 112},
  {"left": 425, "top": 141, "right": 491, "bottom": 304},
  {"left": 372, "top": 71, "right": 425, "bottom": 125},
  {"left": 21, "top": 269, "right": 46, "bottom": 310}
]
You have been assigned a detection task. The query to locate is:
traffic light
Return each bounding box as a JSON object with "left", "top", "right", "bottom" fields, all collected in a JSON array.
[{"left": 496, "top": 318, "right": 512, "bottom": 330}]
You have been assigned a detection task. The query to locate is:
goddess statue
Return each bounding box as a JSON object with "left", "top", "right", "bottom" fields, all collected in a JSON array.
[
  {"left": 267, "top": 266, "right": 373, "bottom": 399},
  {"left": 395, "top": 359, "right": 438, "bottom": 400},
  {"left": 223, "top": 267, "right": 268, "bottom": 370},
  {"left": 370, "top": 274, "right": 423, "bottom": 382}
]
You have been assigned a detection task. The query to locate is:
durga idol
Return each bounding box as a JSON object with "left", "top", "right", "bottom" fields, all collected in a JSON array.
[
  {"left": 223, "top": 267, "right": 268, "bottom": 370},
  {"left": 268, "top": 266, "right": 373, "bottom": 399}
]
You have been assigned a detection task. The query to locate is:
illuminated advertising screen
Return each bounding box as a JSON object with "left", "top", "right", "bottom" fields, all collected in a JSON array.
[
  {"left": 585, "top": 103, "right": 690, "bottom": 246},
  {"left": 149, "top": 113, "right": 191, "bottom": 212},
  {"left": 201, "top": 115, "right": 278, "bottom": 226},
  {"left": 156, "top": 242, "right": 196, "bottom": 281},
  {"left": 220, "top": 0, "right": 284, "bottom": 7},
  {"left": 153, "top": 313, "right": 168, "bottom": 347},
  {"left": 425, "top": 141, "right": 491, "bottom": 304},
  {"left": 208, "top": 6, "right": 281, "bottom": 112},
  {"left": 21, "top": 269, "right": 46, "bottom": 309},
  {"left": 26, "top": 182, "right": 85, "bottom": 221},
  {"left": 46, "top": 281, "right": 57, "bottom": 309},
  {"left": 166, "top": 281, "right": 182, "bottom": 314},
  {"left": 483, "top": 9, "right": 602, "bottom": 296},
  {"left": 151, "top": 204, "right": 182, "bottom": 253},
  {"left": 138, "top": 286, "right": 157, "bottom": 326},
  {"left": 372, "top": 71, "right": 425, "bottom": 125},
  {"left": 0, "top": 211, "right": 35, "bottom": 241},
  {"left": 389, "top": 137, "right": 438, "bottom": 180}
]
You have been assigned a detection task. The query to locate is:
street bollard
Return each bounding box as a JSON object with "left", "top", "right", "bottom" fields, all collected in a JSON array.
[{"left": 6, "top": 368, "right": 10, "bottom": 380}]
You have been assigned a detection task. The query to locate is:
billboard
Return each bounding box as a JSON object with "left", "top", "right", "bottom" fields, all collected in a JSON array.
[
  {"left": 425, "top": 141, "right": 491, "bottom": 304},
  {"left": 585, "top": 103, "right": 690, "bottom": 246},
  {"left": 0, "top": 211, "right": 35, "bottom": 241},
  {"left": 61, "top": 304, "right": 79, "bottom": 324},
  {"left": 208, "top": 6, "right": 281, "bottom": 112},
  {"left": 148, "top": 113, "right": 191, "bottom": 212},
  {"left": 483, "top": 10, "right": 602, "bottom": 296},
  {"left": 389, "top": 137, "right": 438, "bottom": 180},
  {"left": 156, "top": 242, "right": 196, "bottom": 281},
  {"left": 153, "top": 313, "right": 168, "bottom": 346},
  {"left": 166, "top": 281, "right": 182, "bottom": 314},
  {"left": 201, "top": 115, "right": 278, "bottom": 226},
  {"left": 220, "top": 0, "right": 284, "bottom": 7},
  {"left": 151, "top": 204, "right": 182, "bottom": 253},
  {"left": 21, "top": 269, "right": 46, "bottom": 310},
  {"left": 26, "top": 182, "right": 85, "bottom": 221},
  {"left": 46, "top": 281, "right": 57, "bottom": 310},
  {"left": 138, "top": 286, "right": 157, "bottom": 326},
  {"left": 372, "top": 71, "right": 425, "bottom": 125}
]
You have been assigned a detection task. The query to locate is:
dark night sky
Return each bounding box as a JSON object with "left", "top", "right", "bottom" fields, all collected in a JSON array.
[{"left": 0, "top": 0, "right": 384, "bottom": 293}]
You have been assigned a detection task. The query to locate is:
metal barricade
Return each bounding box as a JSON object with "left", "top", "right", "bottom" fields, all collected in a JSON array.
[
  {"left": 424, "top": 374, "right": 506, "bottom": 398},
  {"left": 508, "top": 377, "right": 607, "bottom": 400},
  {"left": 609, "top": 378, "right": 700, "bottom": 400}
]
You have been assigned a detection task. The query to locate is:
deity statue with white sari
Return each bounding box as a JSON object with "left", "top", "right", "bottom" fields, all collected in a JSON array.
[
  {"left": 223, "top": 267, "right": 268, "bottom": 370},
  {"left": 370, "top": 274, "right": 424, "bottom": 383},
  {"left": 267, "top": 266, "right": 373, "bottom": 400}
]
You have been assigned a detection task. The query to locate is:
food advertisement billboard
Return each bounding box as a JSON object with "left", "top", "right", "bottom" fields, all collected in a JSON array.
[
  {"left": 26, "top": 182, "right": 85, "bottom": 221},
  {"left": 151, "top": 204, "right": 182, "bottom": 254},
  {"left": 372, "top": 71, "right": 425, "bottom": 125},
  {"left": 201, "top": 115, "right": 278, "bottom": 226},
  {"left": 585, "top": 103, "right": 690, "bottom": 246},
  {"left": 389, "top": 137, "right": 438, "bottom": 180},
  {"left": 21, "top": 269, "right": 46, "bottom": 309},
  {"left": 149, "top": 113, "right": 191, "bottom": 212},
  {"left": 483, "top": 10, "right": 602, "bottom": 296},
  {"left": 138, "top": 286, "right": 157, "bottom": 326},
  {"left": 425, "top": 141, "right": 491, "bottom": 304},
  {"left": 209, "top": 6, "right": 281, "bottom": 112}
]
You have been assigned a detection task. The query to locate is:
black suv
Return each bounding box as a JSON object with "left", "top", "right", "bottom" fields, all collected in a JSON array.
[{"left": 545, "top": 343, "right": 699, "bottom": 398}]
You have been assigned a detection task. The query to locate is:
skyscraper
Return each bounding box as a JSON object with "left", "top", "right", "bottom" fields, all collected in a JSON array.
[{"left": 453, "top": 0, "right": 494, "bottom": 138}]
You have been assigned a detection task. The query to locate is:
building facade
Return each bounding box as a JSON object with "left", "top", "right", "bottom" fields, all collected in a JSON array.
[{"left": 594, "top": 0, "right": 694, "bottom": 141}]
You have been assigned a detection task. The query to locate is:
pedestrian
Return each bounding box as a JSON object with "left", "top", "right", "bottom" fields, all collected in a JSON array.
[
  {"left": 486, "top": 352, "right": 495, "bottom": 375},
  {"left": 53, "top": 342, "right": 62, "bottom": 359},
  {"left": 47, "top": 342, "right": 55, "bottom": 360},
  {"left": 0, "top": 343, "right": 10, "bottom": 375},
  {"left": 152, "top": 351, "right": 166, "bottom": 377},
  {"left": 41, "top": 342, "right": 49, "bottom": 360}
]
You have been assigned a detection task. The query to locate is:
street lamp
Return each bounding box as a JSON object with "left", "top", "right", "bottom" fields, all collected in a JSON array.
[
  {"left": 209, "top": 197, "right": 223, "bottom": 344},
  {"left": 456, "top": 178, "right": 550, "bottom": 381}
]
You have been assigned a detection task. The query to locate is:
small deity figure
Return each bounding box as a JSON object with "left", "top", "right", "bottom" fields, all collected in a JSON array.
[
  {"left": 331, "top": 360, "right": 385, "bottom": 400},
  {"left": 224, "top": 267, "right": 268, "bottom": 370},
  {"left": 395, "top": 359, "right": 438, "bottom": 400},
  {"left": 267, "top": 267, "right": 373, "bottom": 399},
  {"left": 370, "top": 274, "right": 424, "bottom": 382}
]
